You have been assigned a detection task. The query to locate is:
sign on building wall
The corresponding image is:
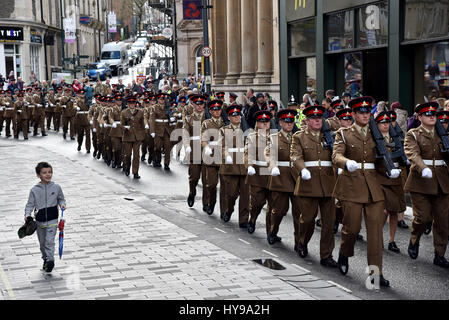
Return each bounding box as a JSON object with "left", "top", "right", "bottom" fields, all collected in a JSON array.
[
  {"left": 108, "top": 12, "right": 117, "bottom": 33},
  {"left": 286, "top": 0, "right": 316, "bottom": 22},
  {"left": 64, "top": 18, "right": 76, "bottom": 43},
  {"left": 30, "top": 30, "right": 42, "bottom": 44},
  {"left": 0, "top": 27, "right": 23, "bottom": 42},
  {"left": 183, "top": 0, "right": 202, "bottom": 20}
]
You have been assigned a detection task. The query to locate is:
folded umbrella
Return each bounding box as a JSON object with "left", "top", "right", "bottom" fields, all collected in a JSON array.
[{"left": 58, "top": 208, "right": 65, "bottom": 259}]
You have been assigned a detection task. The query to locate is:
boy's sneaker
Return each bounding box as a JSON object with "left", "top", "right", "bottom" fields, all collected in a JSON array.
[
  {"left": 42, "top": 260, "right": 47, "bottom": 270},
  {"left": 45, "top": 260, "right": 55, "bottom": 273}
]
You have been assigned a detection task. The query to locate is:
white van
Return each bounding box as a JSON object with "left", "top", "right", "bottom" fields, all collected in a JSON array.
[{"left": 100, "top": 41, "right": 127, "bottom": 76}]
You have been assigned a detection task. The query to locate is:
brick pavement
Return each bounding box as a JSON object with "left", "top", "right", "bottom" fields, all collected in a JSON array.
[{"left": 0, "top": 141, "right": 337, "bottom": 300}]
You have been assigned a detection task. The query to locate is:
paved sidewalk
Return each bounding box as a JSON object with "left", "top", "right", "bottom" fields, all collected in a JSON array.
[{"left": 0, "top": 141, "right": 351, "bottom": 300}]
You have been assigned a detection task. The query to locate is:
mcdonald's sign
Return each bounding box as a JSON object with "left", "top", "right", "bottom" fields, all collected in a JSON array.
[
  {"left": 286, "top": 0, "right": 315, "bottom": 22},
  {"left": 295, "top": 0, "right": 307, "bottom": 10}
]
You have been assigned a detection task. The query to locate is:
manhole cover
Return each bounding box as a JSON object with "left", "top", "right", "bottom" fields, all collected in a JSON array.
[
  {"left": 253, "top": 258, "right": 286, "bottom": 270},
  {"left": 124, "top": 198, "right": 134, "bottom": 201}
]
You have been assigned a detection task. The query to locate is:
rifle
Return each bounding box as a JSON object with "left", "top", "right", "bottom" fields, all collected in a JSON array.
[
  {"left": 321, "top": 119, "right": 335, "bottom": 150},
  {"left": 389, "top": 124, "right": 408, "bottom": 166},
  {"left": 435, "top": 117, "right": 449, "bottom": 153},
  {"left": 369, "top": 117, "right": 396, "bottom": 176},
  {"left": 393, "top": 123, "right": 405, "bottom": 140}
]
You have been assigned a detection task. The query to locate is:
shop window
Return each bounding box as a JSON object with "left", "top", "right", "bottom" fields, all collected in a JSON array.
[
  {"left": 306, "top": 57, "right": 316, "bottom": 93},
  {"left": 424, "top": 42, "right": 449, "bottom": 100},
  {"left": 405, "top": 0, "right": 449, "bottom": 41},
  {"left": 327, "top": 10, "right": 354, "bottom": 51},
  {"left": 358, "top": 2, "right": 388, "bottom": 48},
  {"left": 344, "top": 52, "right": 363, "bottom": 97},
  {"left": 289, "top": 18, "right": 316, "bottom": 57}
]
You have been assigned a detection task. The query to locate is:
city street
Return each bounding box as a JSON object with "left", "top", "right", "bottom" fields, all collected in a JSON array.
[{"left": 0, "top": 124, "right": 448, "bottom": 301}]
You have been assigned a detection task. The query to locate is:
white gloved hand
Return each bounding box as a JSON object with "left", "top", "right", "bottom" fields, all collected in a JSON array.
[
  {"left": 17, "top": 110, "right": 22, "bottom": 113},
  {"left": 44, "top": 104, "right": 48, "bottom": 108},
  {"left": 124, "top": 125, "right": 130, "bottom": 130},
  {"left": 301, "top": 168, "right": 312, "bottom": 181},
  {"left": 247, "top": 166, "right": 256, "bottom": 176},
  {"left": 271, "top": 167, "right": 280, "bottom": 176},
  {"left": 338, "top": 168, "right": 343, "bottom": 175},
  {"left": 422, "top": 167, "right": 433, "bottom": 179},
  {"left": 145, "top": 124, "right": 149, "bottom": 130},
  {"left": 170, "top": 117, "right": 175, "bottom": 122},
  {"left": 62, "top": 105, "right": 66, "bottom": 108},
  {"left": 100, "top": 123, "right": 104, "bottom": 128},
  {"left": 92, "top": 128, "right": 97, "bottom": 133},
  {"left": 178, "top": 114, "right": 182, "bottom": 119},
  {"left": 226, "top": 155, "right": 233, "bottom": 164},
  {"left": 150, "top": 133, "right": 155, "bottom": 138},
  {"left": 406, "top": 159, "right": 411, "bottom": 166},
  {"left": 50, "top": 103, "right": 54, "bottom": 107},
  {"left": 89, "top": 120, "right": 93, "bottom": 125},
  {"left": 185, "top": 146, "right": 192, "bottom": 154},
  {"left": 346, "top": 160, "right": 358, "bottom": 172},
  {"left": 388, "top": 169, "right": 401, "bottom": 179},
  {"left": 76, "top": 106, "right": 80, "bottom": 111},
  {"left": 204, "top": 146, "right": 213, "bottom": 156},
  {"left": 6, "top": 102, "right": 9, "bottom": 106},
  {"left": 112, "top": 122, "right": 117, "bottom": 128}
]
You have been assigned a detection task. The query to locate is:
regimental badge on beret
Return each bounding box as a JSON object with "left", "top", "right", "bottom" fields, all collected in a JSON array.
[
  {"left": 348, "top": 96, "right": 373, "bottom": 113},
  {"left": 278, "top": 109, "right": 298, "bottom": 123},
  {"left": 415, "top": 102, "right": 439, "bottom": 116},
  {"left": 375, "top": 111, "right": 391, "bottom": 123},
  {"left": 208, "top": 100, "right": 223, "bottom": 110},
  {"left": 437, "top": 111, "right": 449, "bottom": 123},
  {"left": 226, "top": 105, "right": 242, "bottom": 117},
  {"left": 303, "top": 105, "right": 325, "bottom": 118},
  {"left": 254, "top": 110, "right": 272, "bottom": 122},
  {"left": 336, "top": 108, "right": 353, "bottom": 120}
]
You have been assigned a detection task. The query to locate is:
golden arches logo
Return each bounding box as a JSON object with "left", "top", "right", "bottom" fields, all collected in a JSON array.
[{"left": 295, "top": 0, "right": 306, "bottom": 10}]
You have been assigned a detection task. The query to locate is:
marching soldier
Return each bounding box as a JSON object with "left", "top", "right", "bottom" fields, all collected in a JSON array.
[
  {"left": 61, "top": 87, "right": 76, "bottom": 140},
  {"left": 88, "top": 94, "right": 101, "bottom": 158},
  {"left": 101, "top": 97, "right": 114, "bottom": 165},
  {"left": 218, "top": 105, "right": 249, "bottom": 227},
  {"left": 405, "top": 102, "right": 449, "bottom": 268},
  {"left": 201, "top": 100, "right": 225, "bottom": 215},
  {"left": 332, "top": 96, "right": 394, "bottom": 287},
  {"left": 0, "top": 90, "right": 5, "bottom": 136},
  {"left": 74, "top": 90, "right": 91, "bottom": 153},
  {"left": 265, "top": 109, "right": 300, "bottom": 246},
  {"left": 94, "top": 95, "right": 105, "bottom": 159},
  {"left": 150, "top": 93, "right": 172, "bottom": 170},
  {"left": 291, "top": 105, "right": 337, "bottom": 267},
  {"left": 45, "top": 88, "right": 57, "bottom": 131},
  {"left": 13, "top": 90, "right": 29, "bottom": 140},
  {"left": 121, "top": 96, "right": 145, "bottom": 179},
  {"left": 32, "top": 87, "right": 46, "bottom": 136},
  {"left": 25, "top": 87, "right": 34, "bottom": 132},
  {"left": 53, "top": 87, "right": 63, "bottom": 132},
  {"left": 109, "top": 93, "right": 124, "bottom": 168},
  {"left": 245, "top": 110, "right": 273, "bottom": 235},
  {"left": 2, "top": 90, "right": 15, "bottom": 137},
  {"left": 141, "top": 96, "right": 154, "bottom": 164},
  {"left": 437, "top": 110, "right": 449, "bottom": 131},
  {"left": 184, "top": 94, "right": 208, "bottom": 209},
  {"left": 326, "top": 99, "right": 345, "bottom": 132}
]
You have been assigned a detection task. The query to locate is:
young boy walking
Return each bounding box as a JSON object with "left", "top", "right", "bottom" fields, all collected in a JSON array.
[{"left": 25, "top": 162, "right": 66, "bottom": 273}]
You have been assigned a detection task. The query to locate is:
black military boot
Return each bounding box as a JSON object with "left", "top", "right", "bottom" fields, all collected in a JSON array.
[
  {"left": 147, "top": 155, "right": 153, "bottom": 165},
  {"left": 297, "top": 241, "right": 308, "bottom": 258},
  {"left": 424, "top": 222, "right": 432, "bottom": 235},
  {"left": 141, "top": 154, "right": 146, "bottom": 162},
  {"left": 133, "top": 174, "right": 141, "bottom": 180},
  {"left": 316, "top": 219, "right": 321, "bottom": 227},
  {"left": 338, "top": 252, "right": 349, "bottom": 275},
  {"left": 320, "top": 256, "right": 338, "bottom": 268},
  {"left": 222, "top": 212, "right": 231, "bottom": 223},
  {"left": 206, "top": 203, "right": 215, "bottom": 216},
  {"left": 408, "top": 239, "right": 419, "bottom": 259},
  {"left": 77, "top": 145, "right": 81, "bottom": 151},
  {"left": 111, "top": 159, "right": 117, "bottom": 169},
  {"left": 93, "top": 150, "right": 97, "bottom": 158},
  {"left": 370, "top": 274, "right": 390, "bottom": 288},
  {"left": 267, "top": 233, "right": 282, "bottom": 245},
  {"left": 164, "top": 164, "right": 170, "bottom": 171},
  {"left": 247, "top": 221, "right": 256, "bottom": 234},
  {"left": 433, "top": 253, "right": 449, "bottom": 268},
  {"left": 187, "top": 191, "right": 196, "bottom": 207},
  {"left": 203, "top": 204, "right": 209, "bottom": 213}
]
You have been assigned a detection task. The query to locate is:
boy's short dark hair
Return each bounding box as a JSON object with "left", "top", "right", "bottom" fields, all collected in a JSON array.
[{"left": 35, "top": 162, "right": 53, "bottom": 175}]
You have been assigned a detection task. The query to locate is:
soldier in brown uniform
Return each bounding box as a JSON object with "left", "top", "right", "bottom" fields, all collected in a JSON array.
[
  {"left": 219, "top": 105, "right": 249, "bottom": 227},
  {"left": 245, "top": 110, "right": 273, "bottom": 235},
  {"left": 74, "top": 90, "right": 91, "bottom": 153},
  {"left": 31, "top": 87, "right": 46, "bottom": 136},
  {"left": 201, "top": 100, "right": 226, "bottom": 215},
  {"left": 61, "top": 87, "right": 76, "bottom": 140},
  {"left": 405, "top": 102, "right": 449, "bottom": 268},
  {"left": 184, "top": 94, "right": 208, "bottom": 209},
  {"left": 141, "top": 95, "right": 155, "bottom": 165},
  {"left": 326, "top": 99, "right": 345, "bottom": 132},
  {"left": 25, "top": 87, "right": 34, "bottom": 132},
  {"left": 332, "top": 96, "right": 394, "bottom": 287},
  {"left": 101, "top": 97, "right": 114, "bottom": 166},
  {"left": 150, "top": 93, "right": 172, "bottom": 170},
  {"left": 0, "top": 90, "right": 5, "bottom": 135},
  {"left": 265, "top": 110, "right": 300, "bottom": 246},
  {"left": 45, "top": 88, "right": 57, "bottom": 131},
  {"left": 2, "top": 90, "right": 15, "bottom": 137},
  {"left": 13, "top": 91, "right": 29, "bottom": 140},
  {"left": 291, "top": 106, "right": 338, "bottom": 267},
  {"left": 53, "top": 87, "right": 63, "bottom": 132},
  {"left": 109, "top": 93, "right": 124, "bottom": 169},
  {"left": 88, "top": 94, "right": 101, "bottom": 158},
  {"left": 121, "top": 96, "right": 145, "bottom": 179}
]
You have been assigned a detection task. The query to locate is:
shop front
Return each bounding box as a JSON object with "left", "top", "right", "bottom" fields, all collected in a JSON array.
[{"left": 0, "top": 26, "right": 23, "bottom": 83}]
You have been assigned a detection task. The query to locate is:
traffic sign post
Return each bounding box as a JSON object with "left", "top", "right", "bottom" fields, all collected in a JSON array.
[{"left": 201, "top": 46, "right": 211, "bottom": 58}]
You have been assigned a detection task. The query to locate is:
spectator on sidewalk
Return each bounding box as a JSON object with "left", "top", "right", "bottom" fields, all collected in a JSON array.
[
  {"left": 17, "top": 77, "right": 25, "bottom": 90},
  {"left": 7, "top": 78, "right": 18, "bottom": 93},
  {"left": 24, "top": 162, "right": 66, "bottom": 273}
]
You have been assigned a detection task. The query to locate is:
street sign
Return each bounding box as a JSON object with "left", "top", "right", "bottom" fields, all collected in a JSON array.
[
  {"left": 201, "top": 46, "right": 211, "bottom": 58},
  {"left": 162, "top": 27, "right": 173, "bottom": 39}
]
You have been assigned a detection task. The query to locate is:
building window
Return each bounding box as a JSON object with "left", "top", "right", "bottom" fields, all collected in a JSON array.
[
  {"left": 358, "top": 2, "right": 388, "bottom": 48},
  {"left": 289, "top": 18, "right": 316, "bottom": 57},
  {"left": 30, "top": 45, "right": 40, "bottom": 82},
  {"left": 306, "top": 57, "right": 316, "bottom": 93},
  {"left": 424, "top": 42, "right": 449, "bottom": 100},
  {"left": 344, "top": 52, "right": 363, "bottom": 96},
  {"left": 405, "top": 0, "right": 449, "bottom": 42},
  {"left": 327, "top": 10, "right": 354, "bottom": 51}
]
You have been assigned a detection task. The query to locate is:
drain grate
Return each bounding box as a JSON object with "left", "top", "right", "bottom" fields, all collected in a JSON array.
[{"left": 252, "top": 258, "right": 286, "bottom": 270}]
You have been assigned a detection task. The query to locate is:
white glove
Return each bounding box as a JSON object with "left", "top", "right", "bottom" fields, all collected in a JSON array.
[
  {"left": 89, "top": 120, "right": 93, "bottom": 125},
  {"left": 62, "top": 105, "right": 66, "bottom": 108},
  {"left": 422, "top": 167, "right": 433, "bottom": 179},
  {"left": 17, "top": 110, "right": 22, "bottom": 113},
  {"left": 93, "top": 128, "right": 97, "bottom": 133},
  {"left": 170, "top": 117, "right": 175, "bottom": 122},
  {"left": 226, "top": 155, "right": 233, "bottom": 164},
  {"left": 44, "top": 104, "right": 48, "bottom": 108},
  {"left": 271, "top": 167, "right": 280, "bottom": 176},
  {"left": 247, "top": 166, "right": 256, "bottom": 176},
  {"left": 112, "top": 122, "right": 117, "bottom": 128},
  {"left": 0, "top": 107, "right": 3, "bottom": 111},
  {"left": 23, "top": 102, "right": 29, "bottom": 106},
  {"left": 204, "top": 146, "right": 213, "bottom": 156},
  {"left": 76, "top": 106, "right": 80, "bottom": 111},
  {"left": 346, "top": 160, "right": 358, "bottom": 172},
  {"left": 6, "top": 102, "right": 9, "bottom": 106},
  {"left": 301, "top": 168, "right": 312, "bottom": 181},
  {"left": 50, "top": 103, "right": 54, "bottom": 107},
  {"left": 185, "top": 146, "right": 192, "bottom": 154},
  {"left": 100, "top": 123, "right": 103, "bottom": 128},
  {"left": 124, "top": 125, "right": 130, "bottom": 130},
  {"left": 388, "top": 169, "right": 401, "bottom": 179},
  {"left": 406, "top": 159, "right": 411, "bottom": 166},
  {"left": 151, "top": 133, "right": 155, "bottom": 138},
  {"left": 145, "top": 124, "right": 149, "bottom": 130},
  {"left": 178, "top": 114, "right": 182, "bottom": 119},
  {"left": 338, "top": 168, "right": 343, "bottom": 175}
]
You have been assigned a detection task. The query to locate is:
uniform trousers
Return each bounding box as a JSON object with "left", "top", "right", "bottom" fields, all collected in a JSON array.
[
  {"left": 32, "top": 115, "right": 45, "bottom": 135},
  {"left": 14, "top": 119, "right": 29, "bottom": 138},
  {"left": 249, "top": 185, "right": 272, "bottom": 234},
  {"left": 4, "top": 117, "right": 13, "bottom": 136},
  {"left": 111, "top": 136, "right": 122, "bottom": 165},
  {"left": 77, "top": 125, "right": 91, "bottom": 151},
  {"left": 62, "top": 116, "right": 75, "bottom": 137},
  {"left": 97, "top": 128, "right": 105, "bottom": 156},
  {"left": 141, "top": 133, "right": 155, "bottom": 161},
  {"left": 410, "top": 191, "right": 449, "bottom": 257},
  {"left": 298, "top": 196, "right": 335, "bottom": 259},
  {"left": 155, "top": 133, "right": 172, "bottom": 166},
  {"left": 269, "top": 191, "right": 301, "bottom": 245},
  {"left": 189, "top": 164, "right": 208, "bottom": 206},
  {"left": 104, "top": 128, "right": 113, "bottom": 161},
  {"left": 123, "top": 141, "right": 142, "bottom": 174},
  {"left": 53, "top": 113, "right": 61, "bottom": 131},
  {"left": 340, "top": 200, "right": 385, "bottom": 273},
  {"left": 204, "top": 166, "right": 227, "bottom": 213},
  {"left": 91, "top": 128, "right": 98, "bottom": 152},
  {"left": 222, "top": 175, "right": 249, "bottom": 224},
  {"left": 45, "top": 112, "right": 54, "bottom": 130},
  {"left": 0, "top": 113, "right": 3, "bottom": 133}
]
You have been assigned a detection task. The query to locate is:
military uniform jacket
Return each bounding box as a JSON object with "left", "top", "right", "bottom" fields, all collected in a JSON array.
[
  {"left": 244, "top": 130, "right": 270, "bottom": 188},
  {"left": 14, "top": 100, "right": 29, "bottom": 120},
  {"left": 404, "top": 126, "right": 449, "bottom": 195},
  {"left": 89, "top": 104, "right": 101, "bottom": 131},
  {"left": 291, "top": 128, "right": 336, "bottom": 197},
  {"left": 54, "top": 93, "right": 63, "bottom": 114},
  {"left": 219, "top": 124, "right": 246, "bottom": 176},
  {"left": 332, "top": 124, "right": 384, "bottom": 203},
  {"left": 109, "top": 105, "right": 124, "bottom": 138},
  {"left": 376, "top": 135, "right": 403, "bottom": 187},
  {"left": 32, "top": 94, "right": 45, "bottom": 117},
  {"left": 183, "top": 111, "right": 206, "bottom": 163},
  {"left": 265, "top": 131, "right": 298, "bottom": 193},
  {"left": 3, "top": 97, "right": 14, "bottom": 118},
  {"left": 60, "top": 96, "right": 76, "bottom": 118},
  {"left": 99, "top": 106, "right": 112, "bottom": 132},
  {"left": 326, "top": 116, "right": 340, "bottom": 132},
  {"left": 74, "top": 97, "right": 90, "bottom": 127},
  {"left": 25, "top": 95, "right": 34, "bottom": 116},
  {"left": 47, "top": 94, "right": 57, "bottom": 113},
  {"left": 150, "top": 103, "right": 170, "bottom": 137},
  {"left": 201, "top": 117, "right": 224, "bottom": 167},
  {"left": 121, "top": 108, "right": 145, "bottom": 142}
]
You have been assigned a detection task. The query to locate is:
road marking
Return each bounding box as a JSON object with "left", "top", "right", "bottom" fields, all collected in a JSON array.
[
  {"left": 262, "top": 250, "right": 278, "bottom": 258},
  {"left": 178, "top": 212, "right": 188, "bottom": 217},
  {"left": 327, "top": 280, "right": 352, "bottom": 294},
  {"left": 291, "top": 263, "right": 311, "bottom": 274},
  {"left": 194, "top": 219, "right": 206, "bottom": 224},
  {"left": 0, "top": 264, "right": 15, "bottom": 300},
  {"left": 238, "top": 238, "right": 251, "bottom": 245},
  {"left": 214, "top": 227, "right": 227, "bottom": 234}
]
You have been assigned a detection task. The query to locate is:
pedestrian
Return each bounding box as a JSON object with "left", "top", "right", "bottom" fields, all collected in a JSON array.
[
  {"left": 24, "top": 162, "right": 66, "bottom": 273},
  {"left": 7, "top": 78, "right": 18, "bottom": 93}
]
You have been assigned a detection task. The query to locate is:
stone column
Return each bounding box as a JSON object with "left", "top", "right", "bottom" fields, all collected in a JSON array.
[
  {"left": 239, "top": 0, "right": 257, "bottom": 84},
  {"left": 255, "top": 0, "right": 273, "bottom": 84},
  {"left": 225, "top": 0, "right": 241, "bottom": 85},
  {"left": 212, "top": 0, "right": 227, "bottom": 84}
]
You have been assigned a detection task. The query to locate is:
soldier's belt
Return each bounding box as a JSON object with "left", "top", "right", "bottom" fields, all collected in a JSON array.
[
  {"left": 190, "top": 136, "right": 200, "bottom": 141},
  {"left": 423, "top": 159, "right": 447, "bottom": 166},
  {"left": 113, "top": 121, "right": 121, "bottom": 125},
  {"left": 103, "top": 124, "right": 112, "bottom": 128},
  {"left": 252, "top": 160, "right": 268, "bottom": 167},
  {"left": 355, "top": 162, "right": 375, "bottom": 170},
  {"left": 228, "top": 148, "right": 245, "bottom": 153},
  {"left": 77, "top": 111, "right": 89, "bottom": 114},
  {"left": 177, "top": 120, "right": 183, "bottom": 123},
  {"left": 304, "top": 161, "right": 332, "bottom": 167},
  {"left": 155, "top": 119, "right": 169, "bottom": 123},
  {"left": 5, "top": 107, "right": 14, "bottom": 110},
  {"left": 208, "top": 141, "right": 219, "bottom": 146},
  {"left": 277, "top": 161, "right": 292, "bottom": 167}
]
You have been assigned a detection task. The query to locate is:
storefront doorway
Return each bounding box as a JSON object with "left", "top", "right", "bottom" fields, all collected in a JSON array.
[{"left": 363, "top": 49, "right": 388, "bottom": 101}]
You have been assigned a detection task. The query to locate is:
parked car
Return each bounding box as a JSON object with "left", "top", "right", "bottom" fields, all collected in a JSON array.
[
  {"left": 86, "top": 62, "right": 112, "bottom": 81},
  {"left": 100, "top": 41, "right": 127, "bottom": 76},
  {"left": 131, "top": 42, "right": 146, "bottom": 58}
]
